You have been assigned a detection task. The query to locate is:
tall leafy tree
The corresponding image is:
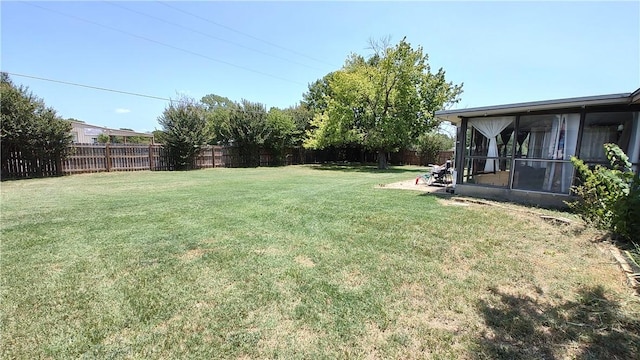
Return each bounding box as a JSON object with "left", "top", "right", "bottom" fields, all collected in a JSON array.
[
  {"left": 226, "top": 99, "right": 268, "bottom": 167},
  {"left": 304, "top": 38, "right": 463, "bottom": 168},
  {"left": 157, "top": 96, "right": 208, "bottom": 170},
  {"left": 302, "top": 72, "right": 335, "bottom": 115},
  {"left": 201, "top": 93, "right": 237, "bottom": 144},
  {"left": 265, "top": 107, "right": 296, "bottom": 164},
  {"left": 152, "top": 129, "right": 167, "bottom": 144},
  {"left": 283, "top": 103, "right": 314, "bottom": 147},
  {"left": 1, "top": 73, "right": 72, "bottom": 177},
  {"left": 415, "top": 131, "right": 455, "bottom": 165},
  {"left": 202, "top": 94, "right": 313, "bottom": 166}
]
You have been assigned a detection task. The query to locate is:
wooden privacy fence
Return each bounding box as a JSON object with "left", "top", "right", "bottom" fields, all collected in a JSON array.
[
  {"left": 1, "top": 145, "right": 61, "bottom": 179},
  {"left": 63, "top": 144, "right": 207, "bottom": 174},
  {"left": 436, "top": 150, "right": 455, "bottom": 165},
  {"left": 2, "top": 143, "right": 453, "bottom": 180},
  {"left": 61, "top": 144, "right": 286, "bottom": 174},
  {"left": 62, "top": 144, "right": 169, "bottom": 174},
  {"left": 390, "top": 150, "right": 454, "bottom": 166},
  {"left": 2, "top": 144, "right": 298, "bottom": 179}
]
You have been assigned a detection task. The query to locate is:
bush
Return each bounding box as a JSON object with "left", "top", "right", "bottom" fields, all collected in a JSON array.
[
  {"left": 1, "top": 73, "right": 72, "bottom": 178},
  {"left": 265, "top": 107, "right": 296, "bottom": 165},
  {"left": 415, "top": 132, "right": 454, "bottom": 165},
  {"left": 569, "top": 143, "right": 639, "bottom": 242},
  {"left": 158, "top": 97, "right": 208, "bottom": 170},
  {"left": 97, "top": 133, "right": 110, "bottom": 144},
  {"left": 225, "top": 99, "right": 269, "bottom": 167}
]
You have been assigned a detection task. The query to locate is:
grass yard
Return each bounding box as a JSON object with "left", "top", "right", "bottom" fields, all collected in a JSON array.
[{"left": 1, "top": 165, "right": 639, "bottom": 359}]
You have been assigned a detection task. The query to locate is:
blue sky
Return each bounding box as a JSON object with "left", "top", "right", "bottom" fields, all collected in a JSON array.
[{"left": 2, "top": 1, "right": 638, "bottom": 133}]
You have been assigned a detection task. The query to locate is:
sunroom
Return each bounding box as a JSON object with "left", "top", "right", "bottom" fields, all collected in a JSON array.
[{"left": 436, "top": 89, "right": 640, "bottom": 207}]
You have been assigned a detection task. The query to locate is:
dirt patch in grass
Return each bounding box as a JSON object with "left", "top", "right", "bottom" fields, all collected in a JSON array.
[
  {"left": 376, "top": 179, "right": 450, "bottom": 193},
  {"left": 257, "top": 319, "right": 320, "bottom": 354},
  {"left": 295, "top": 255, "right": 315, "bottom": 268},
  {"left": 179, "top": 248, "right": 207, "bottom": 261},
  {"left": 49, "top": 263, "right": 64, "bottom": 273},
  {"left": 393, "top": 282, "right": 465, "bottom": 331},
  {"left": 254, "top": 247, "right": 285, "bottom": 256},
  {"left": 340, "top": 269, "right": 367, "bottom": 290}
]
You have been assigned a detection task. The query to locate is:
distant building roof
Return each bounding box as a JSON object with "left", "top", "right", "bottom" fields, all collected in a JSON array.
[{"left": 68, "top": 120, "right": 153, "bottom": 138}]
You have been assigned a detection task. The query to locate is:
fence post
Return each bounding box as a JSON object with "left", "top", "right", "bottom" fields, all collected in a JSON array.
[
  {"left": 149, "top": 144, "right": 154, "bottom": 171},
  {"left": 105, "top": 143, "right": 112, "bottom": 172},
  {"left": 56, "top": 154, "right": 63, "bottom": 176}
]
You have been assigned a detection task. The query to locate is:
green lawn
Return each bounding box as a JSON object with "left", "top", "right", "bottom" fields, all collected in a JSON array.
[{"left": 2, "top": 166, "right": 638, "bottom": 359}]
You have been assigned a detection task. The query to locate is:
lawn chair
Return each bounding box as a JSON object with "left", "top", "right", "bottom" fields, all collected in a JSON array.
[{"left": 416, "top": 160, "right": 453, "bottom": 186}]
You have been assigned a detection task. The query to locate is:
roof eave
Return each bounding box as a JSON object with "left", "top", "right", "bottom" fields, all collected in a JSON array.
[
  {"left": 69, "top": 120, "right": 152, "bottom": 138},
  {"left": 436, "top": 92, "right": 633, "bottom": 125},
  {"left": 631, "top": 87, "right": 640, "bottom": 104},
  {"left": 106, "top": 129, "right": 154, "bottom": 138}
]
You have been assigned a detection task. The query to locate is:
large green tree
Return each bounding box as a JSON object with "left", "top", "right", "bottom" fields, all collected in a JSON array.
[
  {"left": 302, "top": 72, "right": 335, "bottom": 115},
  {"left": 222, "top": 99, "right": 269, "bottom": 167},
  {"left": 265, "top": 107, "right": 297, "bottom": 164},
  {"left": 203, "top": 94, "right": 304, "bottom": 166},
  {"left": 283, "top": 103, "right": 313, "bottom": 147},
  {"left": 304, "top": 38, "right": 463, "bottom": 168},
  {"left": 1, "top": 73, "right": 72, "bottom": 177},
  {"left": 157, "top": 96, "right": 208, "bottom": 170},
  {"left": 414, "top": 131, "right": 455, "bottom": 165},
  {"left": 201, "top": 93, "right": 237, "bottom": 145}
]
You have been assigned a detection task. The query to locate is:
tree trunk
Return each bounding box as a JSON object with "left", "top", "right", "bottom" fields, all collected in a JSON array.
[{"left": 377, "top": 149, "right": 388, "bottom": 169}]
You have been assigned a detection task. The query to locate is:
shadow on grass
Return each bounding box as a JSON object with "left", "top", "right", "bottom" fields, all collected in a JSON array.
[
  {"left": 308, "top": 163, "right": 427, "bottom": 174},
  {"left": 415, "top": 186, "right": 454, "bottom": 199},
  {"left": 475, "top": 286, "right": 640, "bottom": 359}
]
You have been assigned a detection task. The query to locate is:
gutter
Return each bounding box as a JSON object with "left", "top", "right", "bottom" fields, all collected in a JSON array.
[{"left": 436, "top": 91, "right": 634, "bottom": 124}]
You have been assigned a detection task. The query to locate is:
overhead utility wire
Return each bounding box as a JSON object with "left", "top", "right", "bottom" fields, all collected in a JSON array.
[
  {"left": 156, "top": 1, "right": 336, "bottom": 68},
  {"left": 4, "top": 72, "right": 298, "bottom": 114},
  {"left": 104, "top": 1, "right": 322, "bottom": 71},
  {"left": 23, "top": 2, "right": 305, "bottom": 86},
  {"left": 5, "top": 72, "right": 172, "bottom": 102}
]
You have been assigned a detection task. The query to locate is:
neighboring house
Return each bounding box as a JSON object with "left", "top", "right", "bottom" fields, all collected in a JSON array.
[
  {"left": 68, "top": 120, "right": 154, "bottom": 144},
  {"left": 435, "top": 89, "right": 640, "bottom": 207}
]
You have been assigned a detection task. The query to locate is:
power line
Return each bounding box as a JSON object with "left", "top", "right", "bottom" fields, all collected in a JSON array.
[
  {"left": 156, "top": 1, "right": 336, "bottom": 68},
  {"left": 4, "top": 72, "right": 301, "bottom": 114},
  {"left": 103, "top": 1, "right": 323, "bottom": 72},
  {"left": 5, "top": 72, "right": 172, "bottom": 102},
  {"left": 22, "top": 2, "right": 306, "bottom": 86}
]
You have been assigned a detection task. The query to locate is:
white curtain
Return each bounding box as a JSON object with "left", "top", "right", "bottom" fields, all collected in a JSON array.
[
  {"left": 563, "top": 114, "right": 580, "bottom": 159},
  {"left": 469, "top": 117, "right": 514, "bottom": 172},
  {"left": 527, "top": 131, "right": 543, "bottom": 168},
  {"left": 544, "top": 114, "right": 580, "bottom": 192},
  {"left": 581, "top": 127, "right": 615, "bottom": 161},
  {"left": 561, "top": 114, "right": 580, "bottom": 192},
  {"left": 546, "top": 116, "right": 561, "bottom": 159}
]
